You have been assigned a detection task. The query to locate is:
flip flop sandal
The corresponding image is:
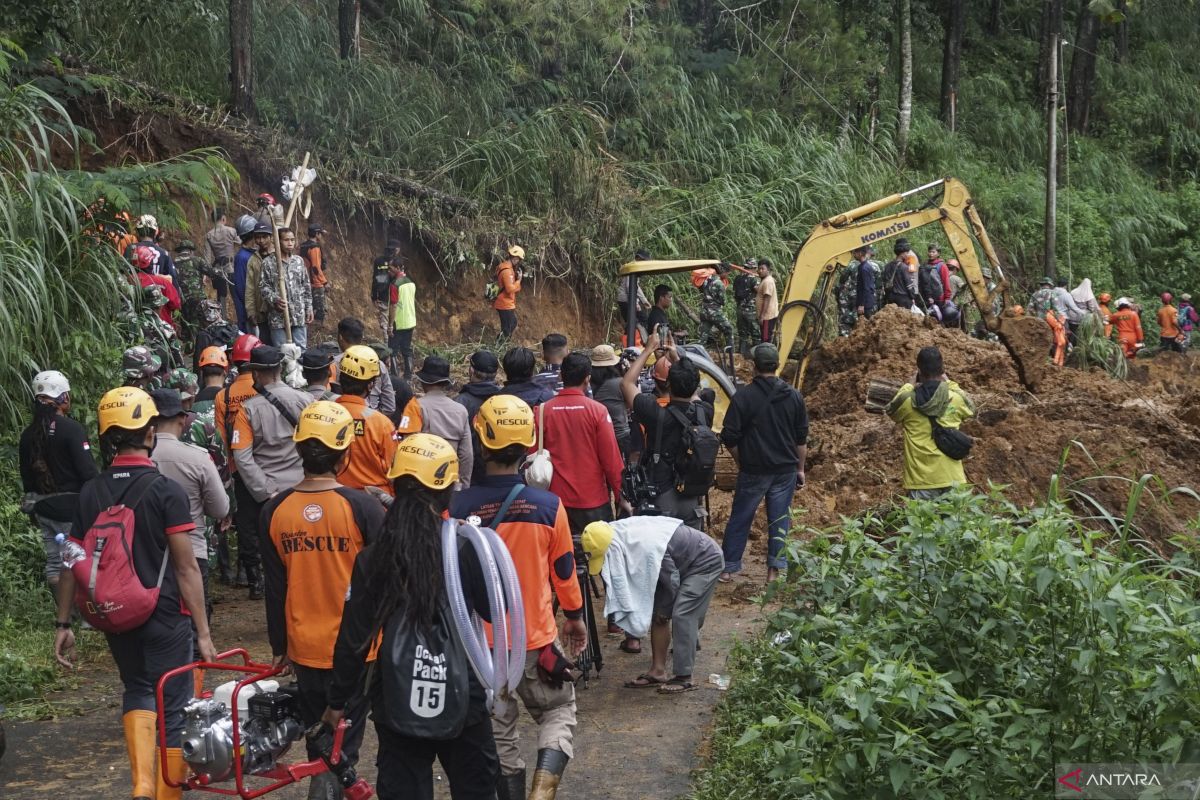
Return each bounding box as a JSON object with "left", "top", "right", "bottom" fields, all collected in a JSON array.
[
  {"left": 657, "top": 678, "right": 699, "bottom": 695},
  {"left": 624, "top": 674, "right": 667, "bottom": 689},
  {"left": 619, "top": 638, "right": 642, "bottom": 654}
]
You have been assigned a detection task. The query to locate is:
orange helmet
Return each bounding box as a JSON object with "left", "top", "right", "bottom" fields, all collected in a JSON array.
[
  {"left": 198, "top": 346, "right": 229, "bottom": 370},
  {"left": 1098, "top": 292, "right": 1111, "bottom": 304},
  {"left": 652, "top": 357, "right": 671, "bottom": 383}
]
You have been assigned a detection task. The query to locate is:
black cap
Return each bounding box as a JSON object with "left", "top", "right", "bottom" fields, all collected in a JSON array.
[
  {"left": 299, "top": 347, "right": 334, "bottom": 370},
  {"left": 252, "top": 221, "right": 273, "bottom": 235},
  {"left": 248, "top": 345, "right": 284, "bottom": 369},
  {"left": 470, "top": 350, "right": 499, "bottom": 374},
  {"left": 308, "top": 223, "right": 327, "bottom": 235},
  {"left": 634, "top": 249, "right": 651, "bottom": 261},
  {"left": 149, "top": 388, "right": 186, "bottom": 418},
  {"left": 416, "top": 356, "right": 451, "bottom": 385}
]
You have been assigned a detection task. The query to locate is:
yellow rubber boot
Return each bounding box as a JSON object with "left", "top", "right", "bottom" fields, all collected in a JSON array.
[
  {"left": 155, "top": 747, "right": 188, "bottom": 800},
  {"left": 122, "top": 710, "right": 157, "bottom": 800}
]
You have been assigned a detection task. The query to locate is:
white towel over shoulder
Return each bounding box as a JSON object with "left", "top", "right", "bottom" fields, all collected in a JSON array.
[{"left": 600, "top": 516, "right": 680, "bottom": 638}]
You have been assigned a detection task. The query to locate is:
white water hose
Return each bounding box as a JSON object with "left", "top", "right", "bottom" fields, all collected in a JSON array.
[{"left": 442, "top": 518, "right": 525, "bottom": 712}]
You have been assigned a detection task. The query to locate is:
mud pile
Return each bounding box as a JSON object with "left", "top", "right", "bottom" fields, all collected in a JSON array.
[{"left": 796, "top": 306, "right": 1200, "bottom": 541}]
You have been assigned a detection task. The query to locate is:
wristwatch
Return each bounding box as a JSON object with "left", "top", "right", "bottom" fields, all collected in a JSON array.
[{"left": 54, "top": 621, "right": 72, "bottom": 630}]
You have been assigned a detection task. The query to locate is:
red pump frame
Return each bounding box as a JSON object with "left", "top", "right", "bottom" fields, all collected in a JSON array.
[{"left": 155, "top": 648, "right": 351, "bottom": 798}]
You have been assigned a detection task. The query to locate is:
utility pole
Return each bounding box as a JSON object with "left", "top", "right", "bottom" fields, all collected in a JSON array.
[{"left": 1044, "top": 35, "right": 1059, "bottom": 281}]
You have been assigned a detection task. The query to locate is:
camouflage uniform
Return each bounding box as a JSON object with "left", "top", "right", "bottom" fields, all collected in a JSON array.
[
  {"left": 122, "top": 345, "right": 166, "bottom": 391},
  {"left": 1028, "top": 286, "right": 1054, "bottom": 319},
  {"left": 260, "top": 253, "right": 313, "bottom": 345},
  {"left": 836, "top": 262, "right": 860, "bottom": 336},
  {"left": 733, "top": 267, "right": 760, "bottom": 357},
  {"left": 174, "top": 242, "right": 211, "bottom": 347},
  {"left": 168, "top": 368, "right": 229, "bottom": 562},
  {"left": 130, "top": 286, "right": 183, "bottom": 370},
  {"left": 697, "top": 272, "right": 734, "bottom": 349}
]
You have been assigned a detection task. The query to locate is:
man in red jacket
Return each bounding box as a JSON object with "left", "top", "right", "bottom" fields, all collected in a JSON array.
[
  {"left": 133, "top": 244, "right": 182, "bottom": 326},
  {"left": 927, "top": 245, "right": 951, "bottom": 305},
  {"left": 540, "top": 352, "right": 630, "bottom": 539}
]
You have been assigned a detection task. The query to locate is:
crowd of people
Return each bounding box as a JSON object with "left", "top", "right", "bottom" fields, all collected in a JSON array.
[{"left": 22, "top": 200, "right": 1181, "bottom": 800}]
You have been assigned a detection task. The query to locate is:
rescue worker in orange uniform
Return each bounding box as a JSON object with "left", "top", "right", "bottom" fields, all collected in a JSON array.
[
  {"left": 450, "top": 395, "right": 586, "bottom": 800},
  {"left": 261, "top": 401, "right": 383, "bottom": 800},
  {"left": 1097, "top": 292, "right": 1113, "bottom": 338},
  {"left": 492, "top": 244, "right": 524, "bottom": 340},
  {"left": 335, "top": 346, "right": 398, "bottom": 494},
  {"left": 1157, "top": 292, "right": 1183, "bottom": 352},
  {"left": 1109, "top": 297, "right": 1145, "bottom": 359},
  {"left": 1045, "top": 308, "right": 1068, "bottom": 367}
]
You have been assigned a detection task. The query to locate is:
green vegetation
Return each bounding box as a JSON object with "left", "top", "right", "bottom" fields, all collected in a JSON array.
[
  {"left": 27, "top": 0, "right": 1200, "bottom": 302},
  {"left": 0, "top": 47, "right": 235, "bottom": 708},
  {"left": 695, "top": 488, "right": 1200, "bottom": 799}
]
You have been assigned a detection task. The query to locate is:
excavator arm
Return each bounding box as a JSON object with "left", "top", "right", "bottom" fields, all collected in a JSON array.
[{"left": 776, "top": 177, "right": 1051, "bottom": 390}]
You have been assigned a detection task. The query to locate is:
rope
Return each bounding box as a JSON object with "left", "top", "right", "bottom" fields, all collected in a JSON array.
[{"left": 1059, "top": 37, "right": 1073, "bottom": 284}]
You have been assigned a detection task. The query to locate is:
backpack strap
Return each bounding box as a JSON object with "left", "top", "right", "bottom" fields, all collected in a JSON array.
[
  {"left": 253, "top": 383, "right": 300, "bottom": 427},
  {"left": 652, "top": 404, "right": 665, "bottom": 464},
  {"left": 103, "top": 472, "right": 171, "bottom": 590},
  {"left": 222, "top": 385, "right": 235, "bottom": 445},
  {"left": 489, "top": 483, "right": 525, "bottom": 528}
]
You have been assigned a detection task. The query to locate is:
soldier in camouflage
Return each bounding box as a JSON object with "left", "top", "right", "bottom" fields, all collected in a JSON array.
[
  {"left": 174, "top": 240, "right": 214, "bottom": 348},
  {"left": 733, "top": 258, "right": 760, "bottom": 357},
  {"left": 1028, "top": 277, "right": 1055, "bottom": 319},
  {"left": 259, "top": 228, "right": 314, "bottom": 348},
  {"left": 835, "top": 260, "right": 860, "bottom": 336},
  {"left": 122, "top": 345, "right": 164, "bottom": 390},
  {"left": 698, "top": 261, "right": 735, "bottom": 350},
  {"left": 135, "top": 285, "right": 184, "bottom": 370}
]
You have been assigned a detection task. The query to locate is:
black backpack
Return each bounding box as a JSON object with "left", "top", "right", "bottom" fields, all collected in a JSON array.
[
  {"left": 665, "top": 404, "right": 719, "bottom": 498},
  {"left": 377, "top": 601, "right": 471, "bottom": 739}
]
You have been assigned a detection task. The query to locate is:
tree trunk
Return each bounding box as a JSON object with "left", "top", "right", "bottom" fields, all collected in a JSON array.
[
  {"left": 988, "top": 0, "right": 1002, "bottom": 36},
  {"left": 1044, "top": 35, "right": 1058, "bottom": 281},
  {"left": 897, "top": 0, "right": 912, "bottom": 166},
  {"left": 1116, "top": 0, "right": 1129, "bottom": 62},
  {"left": 229, "top": 0, "right": 255, "bottom": 119},
  {"left": 338, "top": 0, "right": 361, "bottom": 60},
  {"left": 1036, "top": 0, "right": 1063, "bottom": 98},
  {"left": 868, "top": 70, "right": 881, "bottom": 145},
  {"left": 939, "top": 0, "right": 966, "bottom": 130},
  {"left": 1066, "top": 1, "right": 1100, "bottom": 134}
]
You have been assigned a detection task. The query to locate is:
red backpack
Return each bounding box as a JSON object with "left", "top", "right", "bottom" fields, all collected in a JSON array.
[{"left": 71, "top": 473, "right": 169, "bottom": 633}]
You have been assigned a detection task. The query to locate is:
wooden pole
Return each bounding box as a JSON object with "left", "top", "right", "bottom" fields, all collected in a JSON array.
[
  {"left": 1044, "top": 37, "right": 1058, "bottom": 281},
  {"left": 272, "top": 152, "right": 311, "bottom": 344}
]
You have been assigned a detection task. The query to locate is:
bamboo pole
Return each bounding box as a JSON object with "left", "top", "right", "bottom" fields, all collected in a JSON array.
[{"left": 272, "top": 151, "right": 311, "bottom": 344}]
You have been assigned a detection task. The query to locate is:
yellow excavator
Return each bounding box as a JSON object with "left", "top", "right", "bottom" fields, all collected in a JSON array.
[{"left": 618, "top": 176, "right": 1050, "bottom": 429}]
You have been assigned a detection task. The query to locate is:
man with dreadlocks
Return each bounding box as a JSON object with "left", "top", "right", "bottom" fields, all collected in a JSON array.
[
  {"left": 19, "top": 370, "right": 98, "bottom": 591},
  {"left": 262, "top": 401, "right": 383, "bottom": 800}
]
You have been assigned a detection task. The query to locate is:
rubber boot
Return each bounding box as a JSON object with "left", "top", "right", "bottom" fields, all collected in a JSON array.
[
  {"left": 494, "top": 768, "right": 526, "bottom": 800},
  {"left": 527, "top": 749, "right": 569, "bottom": 800},
  {"left": 122, "top": 710, "right": 157, "bottom": 800},
  {"left": 246, "top": 564, "right": 264, "bottom": 600},
  {"left": 155, "top": 746, "right": 187, "bottom": 800}
]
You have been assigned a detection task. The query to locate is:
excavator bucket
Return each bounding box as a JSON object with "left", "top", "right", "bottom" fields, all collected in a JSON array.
[{"left": 995, "top": 316, "right": 1052, "bottom": 393}]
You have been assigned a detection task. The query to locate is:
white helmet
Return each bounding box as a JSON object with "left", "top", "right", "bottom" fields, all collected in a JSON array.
[
  {"left": 1115, "top": 296, "right": 1133, "bottom": 309},
  {"left": 32, "top": 370, "right": 70, "bottom": 399},
  {"left": 136, "top": 213, "right": 158, "bottom": 232},
  {"left": 507, "top": 244, "right": 525, "bottom": 259}
]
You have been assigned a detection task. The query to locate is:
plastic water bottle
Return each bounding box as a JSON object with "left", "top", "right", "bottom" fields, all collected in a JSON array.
[{"left": 55, "top": 533, "right": 86, "bottom": 569}]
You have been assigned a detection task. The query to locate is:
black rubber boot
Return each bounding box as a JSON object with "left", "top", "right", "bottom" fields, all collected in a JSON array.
[
  {"left": 495, "top": 768, "right": 526, "bottom": 800},
  {"left": 246, "top": 565, "right": 264, "bottom": 600},
  {"left": 528, "top": 749, "right": 569, "bottom": 800}
]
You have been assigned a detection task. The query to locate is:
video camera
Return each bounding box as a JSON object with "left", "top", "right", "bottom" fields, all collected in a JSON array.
[{"left": 621, "top": 463, "right": 659, "bottom": 516}]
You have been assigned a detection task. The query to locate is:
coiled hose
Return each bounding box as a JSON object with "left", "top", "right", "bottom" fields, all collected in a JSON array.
[{"left": 442, "top": 518, "right": 526, "bottom": 712}]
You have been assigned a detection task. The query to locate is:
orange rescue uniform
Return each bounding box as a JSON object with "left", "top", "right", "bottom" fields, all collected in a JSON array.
[
  {"left": 1045, "top": 310, "right": 1067, "bottom": 367},
  {"left": 261, "top": 486, "right": 383, "bottom": 667},
  {"left": 215, "top": 372, "right": 258, "bottom": 473},
  {"left": 1110, "top": 308, "right": 1144, "bottom": 358},
  {"left": 1098, "top": 302, "right": 1112, "bottom": 338},
  {"left": 1158, "top": 305, "right": 1181, "bottom": 339},
  {"left": 492, "top": 259, "right": 521, "bottom": 311},
  {"left": 335, "top": 394, "right": 398, "bottom": 494}
]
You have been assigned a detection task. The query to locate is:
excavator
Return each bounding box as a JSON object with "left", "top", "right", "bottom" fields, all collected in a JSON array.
[{"left": 618, "top": 177, "right": 1051, "bottom": 430}]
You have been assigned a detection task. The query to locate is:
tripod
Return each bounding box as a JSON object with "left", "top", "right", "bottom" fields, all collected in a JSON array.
[{"left": 557, "top": 548, "right": 605, "bottom": 688}]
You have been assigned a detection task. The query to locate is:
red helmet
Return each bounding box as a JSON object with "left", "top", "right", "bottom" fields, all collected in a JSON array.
[
  {"left": 1098, "top": 292, "right": 1111, "bottom": 304},
  {"left": 231, "top": 333, "right": 262, "bottom": 364},
  {"left": 1162, "top": 292, "right": 1173, "bottom": 304},
  {"left": 256, "top": 193, "right": 276, "bottom": 206},
  {"left": 133, "top": 244, "right": 155, "bottom": 271}
]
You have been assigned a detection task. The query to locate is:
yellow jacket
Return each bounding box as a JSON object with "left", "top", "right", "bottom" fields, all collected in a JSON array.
[{"left": 886, "top": 380, "right": 974, "bottom": 491}]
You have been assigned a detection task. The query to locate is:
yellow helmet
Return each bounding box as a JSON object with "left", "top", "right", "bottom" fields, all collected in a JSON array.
[
  {"left": 387, "top": 432, "right": 459, "bottom": 488},
  {"left": 97, "top": 386, "right": 158, "bottom": 434},
  {"left": 293, "top": 401, "right": 354, "bottom": 450},
  {"left": 340, "top": 345, "right": 381, "bottom": 380},
  {"left": 474, "top": 395, "right": 536, "bottom": 450},
  {"left": 581, "top": 521, "right": 614, "bottom": 576},
  {"left": 507, "top": 244, "right": 525, "bottom": 259}
]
